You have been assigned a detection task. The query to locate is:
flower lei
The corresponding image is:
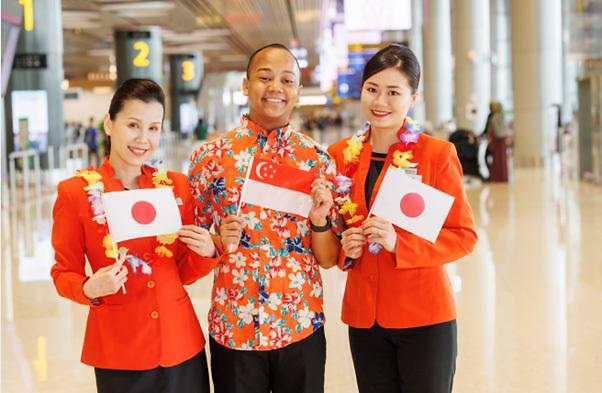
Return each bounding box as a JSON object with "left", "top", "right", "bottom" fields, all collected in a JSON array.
[
  {"left": 76, "top": 167, "right": 178, "bottom": 275},
  {"left": 335, "top": 116, "right": 423, "bottom": 269}
]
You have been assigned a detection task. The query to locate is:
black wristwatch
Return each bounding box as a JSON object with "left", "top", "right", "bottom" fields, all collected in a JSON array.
[{"left": 310, "top": 217, "right": 331, "bottom": 233}]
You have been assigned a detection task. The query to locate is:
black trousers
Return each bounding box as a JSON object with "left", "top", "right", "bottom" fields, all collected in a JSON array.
[
  {"left": 349, "top": 321, "right": 457, "bottom": 393},
  {"left": 94, "top": 350, "right": 210, "bottom": 393},
  {"left": 210, "top": 327, "right": 326, "bottom": 393}
]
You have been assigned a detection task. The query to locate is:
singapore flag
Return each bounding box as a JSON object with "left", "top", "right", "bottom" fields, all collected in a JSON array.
[
  {"left": 370, "top": 167, "right": 454, "bottom": 243},
  {"left": 102, "top": 188, "right": 182, "bottom": 243},
  {"left": 241, "top": 158, "right": 316, "bottom": 217}
]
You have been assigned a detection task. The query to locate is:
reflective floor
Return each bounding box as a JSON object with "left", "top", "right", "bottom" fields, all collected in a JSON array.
[{"left": 2, "top": 147, "right": 602, "bottom": 392}]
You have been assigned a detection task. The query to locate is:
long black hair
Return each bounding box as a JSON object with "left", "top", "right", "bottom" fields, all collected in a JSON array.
[
  {"left": 105, "top": 78, "right": 165, "bottom": 153},
  {"left": 361, "top": 44, "right": 421, "bottom": 93}
]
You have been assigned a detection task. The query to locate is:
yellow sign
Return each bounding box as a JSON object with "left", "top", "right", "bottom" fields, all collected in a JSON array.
[
  {"left": 181, "top": 60, "right": 195, "bottom": 81},
  {"left": 19, "top": 0, "right": 34, "bottom": 31},
  {"left": 133, "top": 41, "right": 150, "bottom": 67}
]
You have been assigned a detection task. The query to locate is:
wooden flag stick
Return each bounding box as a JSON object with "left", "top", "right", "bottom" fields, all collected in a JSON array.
[
  {"left": 236, "top": 155, "right": 255, "bottom": 216},
  {"left": 111, "top": 242, "right": 127, "bottom": 294}
]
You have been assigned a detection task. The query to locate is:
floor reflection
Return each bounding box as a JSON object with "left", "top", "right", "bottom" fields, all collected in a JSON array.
[{"left": 2, "top": 154, "right": 602, "bottom": 393}]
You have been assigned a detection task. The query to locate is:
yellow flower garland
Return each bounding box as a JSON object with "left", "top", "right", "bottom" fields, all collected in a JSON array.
[
  {"left": 392, "top": 150, "right": 418, "bottom": 169},
  {"left": 77, "top": 167, "right": 178, "bottom": 265},
  {"left": 338, "top": 116, "right": 421, "bottom": 228}
]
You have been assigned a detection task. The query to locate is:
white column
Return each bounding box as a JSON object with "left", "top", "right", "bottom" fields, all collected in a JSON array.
[
  {"left": 490, "top": 0, "right": 513, "bottom": 111},
  {"left": 409, "top": 0, "right": 425, "bottom": 123},
  {"left": 510, "top": 0, "right": 562, "bottom": 166},
  {"left": 561, "top": 0, "right": 577, "bottom": 123},
  {"left": 453, "top": 0, "right": 491, "bottom": 133},
  {"left": 423, "top": 0, "right": 453, "bottom": 128}
]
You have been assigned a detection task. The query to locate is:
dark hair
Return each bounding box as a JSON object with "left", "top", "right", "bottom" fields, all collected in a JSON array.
[
  {"left": 361, "top": 44, "right": 421, "bottom": 93},
  {"left": 109, "top": 78, "right": 165, "bottom": 120},
  {"left": 106, "top": 78, "right": 165, "bottom": 154},
  {"left": 246, "top": 43, "right": 300, "bottom": 78}
]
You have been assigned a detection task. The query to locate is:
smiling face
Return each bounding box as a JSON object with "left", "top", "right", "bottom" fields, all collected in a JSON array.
[
  {"left": 360, "top": 67, "right": 418, "bottom": 133},
  {"left": 104, "top": 99, "right": 163, "bottom": 168},
  {"left": 243, "top": 47, "right": 301, "bottom": 131}
]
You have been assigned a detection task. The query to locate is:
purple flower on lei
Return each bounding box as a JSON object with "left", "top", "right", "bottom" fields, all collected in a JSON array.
[
  {"left": 335, "top": 174, "right": 353, "bottom": 195},
  {"left": 368, "top": 242, "right": 383, "bottom": 254},
  {"left": 400, "top": 131, "right": 421, "bottom": 145}
]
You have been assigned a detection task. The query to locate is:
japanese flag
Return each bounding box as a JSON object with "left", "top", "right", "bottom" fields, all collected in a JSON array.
[
  {"left": 102, "top": 188, "right": 182, "bottom": 243},
  {"left": 370, "top": 167, "right": 454, "bottom": 243},
  {"left": 241, "top": 158, "right": 316, "bottom": 217}
]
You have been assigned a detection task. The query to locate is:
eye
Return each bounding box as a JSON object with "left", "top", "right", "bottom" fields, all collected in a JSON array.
[
  {"left": 283, "top": 79, "right": 295, "bottom": 85},
  {"left": 365, "top": 86, "right": 377, "bottom": 94},
  {"left": 388, "top": 90, "right": 401, "bottom": 96},
  {"left": 129, "top": 122, "right": 139, "bottom": 129},
  {"left": 258, "top": 76, "right": 271, "bottom": 82},
  {"left": 149, "top": 126, "right": 160, "bottom": 132}
]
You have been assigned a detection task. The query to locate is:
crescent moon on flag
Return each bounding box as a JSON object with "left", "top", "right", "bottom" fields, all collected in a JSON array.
[{"left": 255, "top": 162, "right": 267, "bottom": 179}]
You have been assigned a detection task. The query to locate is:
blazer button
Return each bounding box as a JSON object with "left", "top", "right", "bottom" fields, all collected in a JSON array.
[
  {"left": 147, "top": 280, "right": 155, "bottom": 288},
  {"left": 151, "top": 311, "right": 159, "bottom": 319}
]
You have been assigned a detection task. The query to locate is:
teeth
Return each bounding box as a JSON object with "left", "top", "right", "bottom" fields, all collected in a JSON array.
[
  {"left": 373, "top": 110, "right": 389, "bottom": 115},
  {"left": 266, "top": 98, "right": 284, "bottom": 103},
  {"left": 129, "top": 147, "right": 147, "bottom": 154}
]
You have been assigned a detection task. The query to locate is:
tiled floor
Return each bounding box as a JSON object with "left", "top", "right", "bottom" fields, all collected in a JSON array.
[{"left": 2, "top": 147, "right": 601, "bottom": 392}]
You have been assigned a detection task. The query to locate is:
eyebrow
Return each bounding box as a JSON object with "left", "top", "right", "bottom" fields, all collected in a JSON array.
[
  {"left": 128, "top": 117, "right": 161, "bottom": 124},
  {"left": 255, "top": 67, "right": 296, "bottom": 76},
  {"left": 366, "top": 82, "right": 402, "bottom": 89}
]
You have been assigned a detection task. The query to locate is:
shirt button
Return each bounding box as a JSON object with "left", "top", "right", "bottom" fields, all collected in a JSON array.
[
  {"left": 147, "top": 281, "right": 155, "bottom": 288},
  {"left": 151, "top": 311, "right": 159, "bottom": 319}
]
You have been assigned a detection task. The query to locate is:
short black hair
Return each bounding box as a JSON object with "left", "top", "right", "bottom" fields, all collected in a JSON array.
[
  {"left": 361, "top": 44, "right": 421, "bottom": 93},
  {"left": 108, "top": 78, "right": 165, "bottom": 121},
  {"left": 246, "top": 43, "right": 301, "bottom": 78}
]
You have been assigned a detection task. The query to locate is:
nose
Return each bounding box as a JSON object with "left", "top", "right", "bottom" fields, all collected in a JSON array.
[
  {"left": 134, "top": 127, "right": 150, "bottom": 142},
  {"left": 267, "top": 78, "right": 284, "bottom": 92},
  {"left": 374, "top": 91, "right": 387, "bottom": 106}
]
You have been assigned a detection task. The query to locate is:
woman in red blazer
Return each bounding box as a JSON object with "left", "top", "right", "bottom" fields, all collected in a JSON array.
[
  {"left": 51, "top": 79, "right": 217, "bottom": 393},
  {"left": 328, "top": 45, "right": 478, "bottom": 393}
]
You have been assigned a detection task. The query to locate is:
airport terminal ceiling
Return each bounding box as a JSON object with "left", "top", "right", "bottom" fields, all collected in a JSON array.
[
  {"left": 61, "top": 0, "right": 325, "bottom": 80},
  {"left": 59, "top": 0, "right": 602, "bottom": 84}
]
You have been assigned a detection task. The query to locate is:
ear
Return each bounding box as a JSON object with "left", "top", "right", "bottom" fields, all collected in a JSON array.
[
  {"left": 103, "top": 113, "right": 112, "bottom": 136},
  {"left": 295, "top": 84, "right": 303, "bottom": 105},
  {"left": 242, "top": 77, "right": 249, "bottom": 96},
  {"left": 410, "top": 91, "right": 420, "bottom": 107}
]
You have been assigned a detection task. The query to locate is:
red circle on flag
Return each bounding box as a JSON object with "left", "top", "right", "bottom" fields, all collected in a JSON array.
[
  {"left": 400, "top": 192, "right": 425, "bottom": 218},
  {"left": 131, "top": 200, "right": 156, "bottom": 225}
]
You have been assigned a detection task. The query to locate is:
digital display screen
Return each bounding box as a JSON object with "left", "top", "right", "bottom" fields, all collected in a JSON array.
[
  {"left": 127, "top": 31, "right": 151, "bottom": 39},
  {"left": 344, "top": 0, "right": 412, "bottom": 31},
  {"left": 13, "top": 53, "right": 47, "bottom": 69},
  {"left": 11, "top": 90, "right": 49, "bottom": 151}
]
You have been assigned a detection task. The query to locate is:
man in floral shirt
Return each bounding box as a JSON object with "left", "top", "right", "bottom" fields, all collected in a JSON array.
[{"left": 188, "top": 44, "right": 341, "bottom": 393}]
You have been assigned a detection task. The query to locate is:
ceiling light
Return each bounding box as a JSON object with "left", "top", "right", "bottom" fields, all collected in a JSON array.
[
  {"left": 99, "top": 1, "right": 175, "bottom": 12},
  {"left": 88, "top": 48, "right": 114, "bottom": 57}
]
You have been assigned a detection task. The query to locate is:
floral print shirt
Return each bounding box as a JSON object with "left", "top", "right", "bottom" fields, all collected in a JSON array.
[{"left": 188, "top": 115, "right": 341, "bottom": 350}]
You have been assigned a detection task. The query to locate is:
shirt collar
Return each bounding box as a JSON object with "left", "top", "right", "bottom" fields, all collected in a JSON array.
[
  {"left": 240, "top": 114, "right": 293, "bottom": 141},
  {"left": 361, "top": 124, "right": 416, "bottom": 153},
  {"left": 96, "top": 157, "right": 156, "bottom": 190}
]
